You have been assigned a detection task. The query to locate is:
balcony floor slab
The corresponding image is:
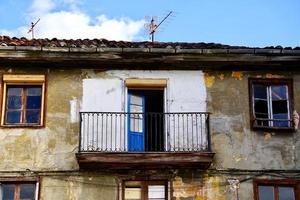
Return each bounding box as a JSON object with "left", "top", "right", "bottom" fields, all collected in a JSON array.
[{"left": 76, "top": 152, "right": 215, "bottom": 170}]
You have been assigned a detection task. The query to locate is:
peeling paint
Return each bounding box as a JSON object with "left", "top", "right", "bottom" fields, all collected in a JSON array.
[
  {"left": 67, "top": 181, "right": 76, "bottom": 200},
  {"left": 265, "top": 74, "right": 284, "bottom": 78},
  {"left": 264, "top": 132, "right": 272, "bottom": 140},
  {"left": 204, "top": 73, "right": 215, "bottom": 88},
  {"left": 173, "top": 176, "right": 225, "bottom": 200},
  {"left": 48, "top": 139, "right": 56, "bottom": 151},
  {"left": 70, "top": 97, "right": 79, "bottom": 123},
  {"left": 231, "top": 71, "right": 243, "bottom": 80},
  {"left": 219, "top": 74, "right": 225, "bottom": 80}
]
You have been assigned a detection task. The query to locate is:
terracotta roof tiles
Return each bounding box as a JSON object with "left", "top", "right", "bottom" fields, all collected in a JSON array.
[{"left": 0, "top": 36, "right": 299, "bottom": 50}]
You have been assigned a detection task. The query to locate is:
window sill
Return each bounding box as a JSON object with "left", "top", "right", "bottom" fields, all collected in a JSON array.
[
  {"left": 1, "top": 124, "right": 44, "bottom": 129},
  {"left": 252, "top": 125, "right": 296, "bottom": 133}
]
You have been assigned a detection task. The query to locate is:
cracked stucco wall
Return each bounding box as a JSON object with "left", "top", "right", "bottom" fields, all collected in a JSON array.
[
  {"left": 0, "top": 66, "right": 299, "bottom": 200},
  {"left": 0, "top": 68, "right": 83, "bottom": 171},
  {"left": 204, "top": 71, "right": 300, "bottom": 170}
]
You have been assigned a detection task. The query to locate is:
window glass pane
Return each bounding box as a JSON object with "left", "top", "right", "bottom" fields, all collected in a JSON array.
[
  {"left": 7, "top": 87, "right": 22, "bottom": 96},
  {"left": 272, "top": 98, "right": 289, "bottom": 127},
  {"left": 278, "top": 187, "right": 295, "bottom": 200},
  {"left": 254, "top": 85, "right": 267, "bottom": 99},
  {"left": 148, "top": 185, "right": 165, "bottom": 200},
  {"left": 271, "top": 86, "right": 287, "bottom": 100},
  {"left": 27, "top": 87, "right": 42, "bottom": 96},
  {"left": 273, "top": 114, "right": 289, "bottom": 127},
  {"left": 6, "top": 111, "right": 21, "bottom": 123},
  {"left": 272, "top": 101, "right": 288, "bottom": 114},
  {"left": 4, "top": 85, "right": 43, "bottom": 126},
  {"left": 254, "top": 100, "right": 268, "bottom": 115},
  {"left": 26, "top": 110, "right": 40, "bottom": 124},
  {"left": 255, "top": 114, "right": 269, "bottom": 126},
  {"left": 2, "top": 184, "right": 15, "bottom": 200},
  {"left": 20, "top": 184, "right": 36, "bottom": 200},
  {"left": 125, "top": 187, "right": 142, "bottom": 200},
  {"left": 258, "top": 186, "right": 274, "bottom": 200},
  {"left": 26, "top": 96, "right": 41, "bottom": 109},
  {"left": 7, "top": 96, "right": 22, "bottom": 109}
]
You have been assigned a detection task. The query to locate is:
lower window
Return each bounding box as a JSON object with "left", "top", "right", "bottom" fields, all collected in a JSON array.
[
  {"left": 123, "top": 180, "right": 168, "bottom": 200},
  {"left": 0, "top": 182, "right": 37, "bottom": 200},
  {"left": 254, "top": 179, "right": 299, "bottom": 200}
]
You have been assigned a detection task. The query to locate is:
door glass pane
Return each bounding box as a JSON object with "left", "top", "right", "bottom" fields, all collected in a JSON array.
[
  {"left": 1, "top": 184, "right": 15, "bottom": 200},
  {"left": 130, "top": 105, "right": 143, "bottom": 113},
  {"left": 130, "top": 114, "right": 143, "bottom": 132},
  {"left": 130, "top": 95, "right": 143, "bottom": 107},
  {"left": 148, "top": 185, "right": 165, "bottom": 200},
  {"left": 279, "top": 187, "right": 295, "bottom": 200},
  {"left": 258, "top": 186, "right": 274, "bottom": 200}
]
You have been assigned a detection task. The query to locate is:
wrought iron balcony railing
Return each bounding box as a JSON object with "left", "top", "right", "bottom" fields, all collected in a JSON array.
[{"left": 79, "top": 112, "right": 211, "bottom": 152}]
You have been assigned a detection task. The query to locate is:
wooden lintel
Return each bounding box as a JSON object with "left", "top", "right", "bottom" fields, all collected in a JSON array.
[
  {"left": 125, "top": 79, "right": 167, "bottom": 89},
  {"left": 3, "top": 74, "right": 45, "bottom": 82}
]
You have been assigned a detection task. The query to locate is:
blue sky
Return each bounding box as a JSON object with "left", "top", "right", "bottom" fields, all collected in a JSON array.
[{"left": 0, "top": 0, "right": 299, "bottom": 47}]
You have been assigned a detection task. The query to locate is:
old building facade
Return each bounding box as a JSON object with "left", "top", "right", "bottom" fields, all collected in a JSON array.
[{"left": 0, "top": 36, "right": 299, "bottom": 200}]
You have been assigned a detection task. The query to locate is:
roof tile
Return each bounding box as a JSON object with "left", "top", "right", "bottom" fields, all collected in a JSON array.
[{"left": 0, "top": 36, "right": 299, "bottom": 50}]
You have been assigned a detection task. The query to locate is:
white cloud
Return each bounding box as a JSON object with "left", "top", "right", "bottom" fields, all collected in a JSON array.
[
  {"left": 1, "top": 0, "right": 146, "bottom": 41},
  {"left": 30, "top": 0, "right": 55, "bottom": 17}
]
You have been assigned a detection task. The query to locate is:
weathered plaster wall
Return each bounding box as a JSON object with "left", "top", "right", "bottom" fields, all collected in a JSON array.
[
  {"left": 204, "top": 71, "right": 300, "bottom": 170},
  {"left": 0, "top": 68, "right": 208, "bottom": 170},
  {"left": 38, "top": 172, "right": 234, "bottom": 200},
  {"left": 82, "top": 70, "right": 207, "bottom": 112},
  {"left": 40, "top": 174, "right": 117, "bottom": 200},
  {"left": 173, "top": 174, "right": 228, "bottom": 200},
  {"left": 0, "top": 67, "right": 299, "bottom": 200},
  {"left": 0, "top": 67, "right": 83, "bottom": 171},
  {"left": 81, "top": 70, "right": 208, "bottom": 151}
]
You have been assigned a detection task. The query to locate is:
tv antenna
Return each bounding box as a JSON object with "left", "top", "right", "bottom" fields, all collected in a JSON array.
[
  {"left": 27, "top": 18, "right": 40, "bottom": 39},
  {"left": 146, "top": 11, "right": 173, "bottom": 42}
]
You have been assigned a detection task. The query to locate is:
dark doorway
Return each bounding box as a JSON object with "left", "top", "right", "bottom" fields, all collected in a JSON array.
[
  {"left": 128, "top": 89, "right": 164, "bottom": 152},
  {"left": 144, "top": 90, "right": 164, "bottom": 151}
]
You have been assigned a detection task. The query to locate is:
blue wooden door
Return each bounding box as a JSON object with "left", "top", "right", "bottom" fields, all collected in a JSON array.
[{"left": 128, "top": 92, "right": 145, "bottom": 151}]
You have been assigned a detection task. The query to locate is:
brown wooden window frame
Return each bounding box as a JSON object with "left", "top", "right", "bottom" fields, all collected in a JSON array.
[
  {"left": 249, "top": 78, "right": 294, "bottom": 132},
  {"left": 122, "top": 180, "right": 169, "bottom": 200},
  {"left": 253, "top": 179, "right": 300, "bottom": 200},
  {"left": 1, "top": 75, "right": 46, "bottom": 128},
  {"left": 0, "top": 181, "right": 39, "bottom": 200}
]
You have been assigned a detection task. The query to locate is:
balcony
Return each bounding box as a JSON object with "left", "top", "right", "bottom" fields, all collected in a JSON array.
[{"left": 76, "top": 112, "right": 214, "bottom": 170}]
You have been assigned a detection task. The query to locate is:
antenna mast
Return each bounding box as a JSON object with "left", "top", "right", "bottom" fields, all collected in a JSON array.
[
  {"left": 147, "top": 11, "right": 173, "bottom": 42},
  {"left": 27, "top": 18, "right": 40, "bottom": 39}
]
